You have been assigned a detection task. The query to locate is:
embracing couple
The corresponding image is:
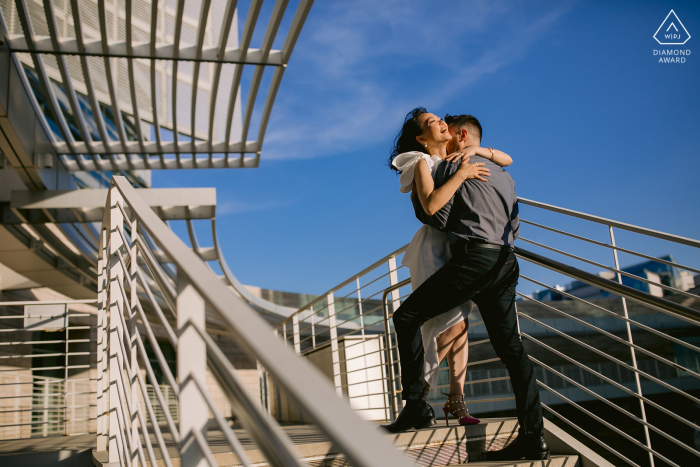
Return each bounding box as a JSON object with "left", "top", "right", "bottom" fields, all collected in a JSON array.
[{"left": 381, "top": 108, "right": 548, "bottom": 462}]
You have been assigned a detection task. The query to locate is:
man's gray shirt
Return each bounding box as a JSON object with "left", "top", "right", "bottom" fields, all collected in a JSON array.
[{"left": 412, "top": 155, "right": 520, "bottom": 246}]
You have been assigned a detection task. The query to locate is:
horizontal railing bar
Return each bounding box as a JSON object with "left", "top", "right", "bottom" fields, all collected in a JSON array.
[
  {"left": 0, "top": 315, "right": 65, "bottom": 319},
  {"left": 0, "top": 353, "right": 68, "bottom": 359},
  {"left": 343, "top": 376, "right": 392, "bottom": 388},
  {"left": 466, "top": 357, "right": 502, "bottom": 367},
  {"left": 0, "top": 393, "right": 66, "bottom": 399},
  {"left": 518, "top": 197, "right": 700, "bottom": 249},
  {"left": 521, "top": 219, "right": 700, "bottom": 276},
  {"left": 429, "top": 396, "right": 516, "bottom": 405},
  {"left": 518, "top": 312, "right": 700, "bottom": 404},
  {"left": 532, "top": 356, "right": 700, "bottom": 458},
  {"left": 0, "top": 339, "right": 92, "bottom": 345},
  {"left": 520, "top": 237, "right": 699, "bottom": 300},
  {"left": 0, "top": 300, "right": 97, "bottom": 306},
  {"left": 0, "top": 366, "right": 70, "bottom": 372},
  {"left": 542, "top": 403, "right": 640, "bottom": 467},
  {"left": 538, "top": 380, "right": 681, "bottom": 467},
  {"left": 0, "top": 377, "right": 97, "bottom": 386},
  {"left": 522, "top": 332, "right": 700, "bottom": 432},
  {"left": 517, "top": 293, "right": 700, "bottom": 381},
  {"left": 348, "top": 391, "right": 393, "bottom": 399},
  {"left": 519, "top": 274, "right": 700, "bottom": 355},
  {"left": 339, "top": 359, "right": 398, "bottom": 377},
  {"left": 0, "top": 405, "right": 92, "bottom": 414},
  {"left": 515, "top": 247, "right": 700, "bottom": 325},
  {"left": 435, "top": 375, "right": 511, "bottom": 389}
]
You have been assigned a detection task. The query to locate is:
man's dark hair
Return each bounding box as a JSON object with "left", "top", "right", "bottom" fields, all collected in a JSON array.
[{"left": 444, "top": 114, "right": 482, "bottom": 142}]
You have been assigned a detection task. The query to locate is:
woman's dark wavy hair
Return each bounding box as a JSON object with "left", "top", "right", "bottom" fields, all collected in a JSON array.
[{"left": 388, "top": 107, "right": 428, "bottom": 172}]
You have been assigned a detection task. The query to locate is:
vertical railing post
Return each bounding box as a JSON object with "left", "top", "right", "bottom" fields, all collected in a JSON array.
[
  {"left": 293, "top": 314, "right": 301, "bottom": 354},
  {"left": 42, "top": 380, "right": 48, "bottom": 437},
  {"left": 387, "top": 257, "right": 401, "bottom": 418},
  {"left": 387, "top": 257, "right": 401, "bottom": 315},
  {"left": 64, "top": 309, "right": 69, "bottom": 436},
  {"left": 177, "top": 271, "right": 208, "bottom": 467},
  {"left": 310, "top": 306, "right": 316, "bottom": 349},
  {"left": 356, "top": 278, "right": 365, "bottom": 340},
  {"left": 108, "top": 185, "right": 126, "bottom": 464},
  {"left": 257, "top": 361, "right": 271, "bottom": 415},
  {"left": 327, "top": 293, "right": 342, "bottom": 397},
  {"left": 129, "top": 216, "right": 141, "bottom": 466},
  {"left": 96, "top": 228, "right": 107, "bottom": 451},
  {"left": 382, "top": 292, "right": 398, "bottom": 421},
  {"left": 609, "top": 226, "right": 654, "bottom": 467}
]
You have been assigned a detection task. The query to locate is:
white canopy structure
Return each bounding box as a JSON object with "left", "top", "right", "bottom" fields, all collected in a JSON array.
[
  {"left": 0, "top": 0, "right": 313, "bottom": 302},
  {"left": 0, "top": 0, "right": 312, "bottom": 173}
]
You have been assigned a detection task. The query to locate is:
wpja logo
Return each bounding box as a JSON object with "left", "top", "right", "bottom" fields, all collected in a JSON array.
[{"left": 653, "top": 10, "right": 691, "bottom": 63}]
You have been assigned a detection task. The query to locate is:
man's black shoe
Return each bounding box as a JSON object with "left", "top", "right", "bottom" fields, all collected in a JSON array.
[
  {"left": 482, "top": 434, "right": 550, "bottom": 461},
  {"left": 380, "top": 400, "right": 436, "bottom": 433}
]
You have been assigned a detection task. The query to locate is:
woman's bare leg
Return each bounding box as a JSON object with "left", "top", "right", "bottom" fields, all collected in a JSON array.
[
  {"left": 426, "top": 322, "right": 466, "bottom": 394},
  {"left": 435, "top": 320, "right": 469, "bottom": 417}
]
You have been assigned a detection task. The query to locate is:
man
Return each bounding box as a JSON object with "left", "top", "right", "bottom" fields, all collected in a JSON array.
[{"left": 384, "top": 114, "right": 548, "bottom": 461}]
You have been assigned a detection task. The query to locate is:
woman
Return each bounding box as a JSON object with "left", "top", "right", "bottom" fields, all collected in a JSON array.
[{"left": 389, "top": 107, "right": 512, "bottom": 426}]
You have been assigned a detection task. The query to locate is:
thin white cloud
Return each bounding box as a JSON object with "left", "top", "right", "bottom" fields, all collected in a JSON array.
[
  {"left": 261, "top": 0, "right": 578, "bottom": 161},
  {"left": 217, "top": 197, "right": 297, "bottom": 215}
]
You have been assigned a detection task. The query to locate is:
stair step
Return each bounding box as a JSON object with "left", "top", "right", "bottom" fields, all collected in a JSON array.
[
  {"left": 390, "top": 417, "right": 521, "bottom": 465},
  {"left": 92, "top": 417, "right": 559, "bottom": 466},
  {"left": 441, "top": 454, "right": 580, "bottom": 466}
]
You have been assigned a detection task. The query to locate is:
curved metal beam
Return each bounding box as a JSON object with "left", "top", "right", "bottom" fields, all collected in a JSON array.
[
  {"left": 239, "top": 0, "right": 289, "bottom": 166},
  {"left": 255, "top": 0, "right": 315, "bottom": 164},
  {"left": 207, "top": 0, "right": 239, "bottom": 152},
  {"left": 126, "top": 0, "right": 148, "bottom": 169},
  {"left": 70, "top": 0, "right": 113, "bottom": 169},
  {"left": 170, "top": 0, "right": 186, "bottom": 165},
  {"left": 97, "top": 0, "right": 129, "bottom": 158},
  {"left": 13, "top": 0, "right": 74, "bottom": 150},
  {"left": 223, "top": 0, "right": 263, "bottom": 163}
]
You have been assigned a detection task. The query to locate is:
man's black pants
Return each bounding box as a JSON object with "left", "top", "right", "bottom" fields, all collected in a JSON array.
[{"left": 392, "top": 243, "right": 544, "bottom": 436}]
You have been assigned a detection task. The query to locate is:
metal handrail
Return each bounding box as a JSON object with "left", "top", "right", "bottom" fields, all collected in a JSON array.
[{"left": 102, "top": 176, "right": 411, "bottom": 467}]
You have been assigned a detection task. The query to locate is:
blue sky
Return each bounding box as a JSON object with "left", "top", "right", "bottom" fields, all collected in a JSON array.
[{"left": 155, "top": 0, "right": 700, "bottom": 297}]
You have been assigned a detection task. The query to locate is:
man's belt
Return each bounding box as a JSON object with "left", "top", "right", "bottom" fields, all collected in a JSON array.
[{"left": 456, "top": 238, "right": 511, "bottom": 251}]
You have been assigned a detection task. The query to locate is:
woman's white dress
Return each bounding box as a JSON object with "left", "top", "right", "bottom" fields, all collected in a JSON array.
[{"left": 392, "top": 151, "right": 473, "bottom": 391}]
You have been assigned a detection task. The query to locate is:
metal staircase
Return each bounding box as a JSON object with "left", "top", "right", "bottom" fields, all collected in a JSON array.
[{"left": 79, "top": 175, "right": 698, "bottom": 467}]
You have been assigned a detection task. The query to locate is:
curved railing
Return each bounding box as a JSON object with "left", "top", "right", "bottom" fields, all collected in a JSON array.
[
  {"left": 274, "top": 197, "right": 700, "bottom": 467},
  {"left": 97, "top": 176, "right": 411, "bottom": 467}
]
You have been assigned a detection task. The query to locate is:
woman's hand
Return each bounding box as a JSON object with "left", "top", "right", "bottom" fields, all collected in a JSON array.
[
  {"left": 456, "top": 157, "right": 490, "bottom": 182},
  {"left": 445, "top": 147, "right": 477, "bottom": 162}
]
